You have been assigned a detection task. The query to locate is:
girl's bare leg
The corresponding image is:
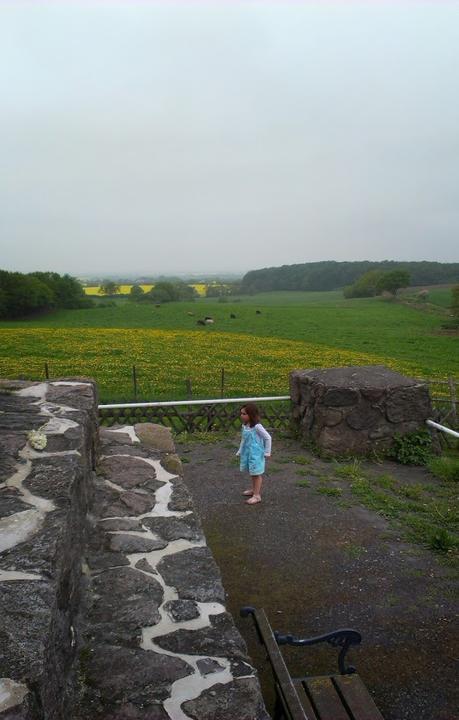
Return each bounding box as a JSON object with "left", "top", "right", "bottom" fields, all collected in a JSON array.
[{"left": 246, "top": 475, "right": 262, "bottom": 504}]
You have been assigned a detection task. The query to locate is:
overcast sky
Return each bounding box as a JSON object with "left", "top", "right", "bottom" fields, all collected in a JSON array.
[{"left": 1, "top": 1, "right": 458, "bottom": 277}]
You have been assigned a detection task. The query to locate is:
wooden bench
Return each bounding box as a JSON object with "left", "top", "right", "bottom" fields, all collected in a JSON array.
[{"left": 241, "top": 606, "right": 384, "bottom": 720}]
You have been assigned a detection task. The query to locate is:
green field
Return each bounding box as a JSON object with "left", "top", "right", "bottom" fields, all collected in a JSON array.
[{"left": 0, "top": 290, "right": 457, "bottom": 402}]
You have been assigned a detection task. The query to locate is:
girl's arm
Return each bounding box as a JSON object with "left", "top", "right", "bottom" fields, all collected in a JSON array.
[
  {"left": 236, "top": 429, "right": 244, "bottom": 456},
  {"left": 255, "top": 423, "right": 272, "bottom": 456}
]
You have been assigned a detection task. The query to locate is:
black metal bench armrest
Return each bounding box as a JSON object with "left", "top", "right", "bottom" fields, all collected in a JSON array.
[
  {"left": 241, "top": 606, "right": 361, "bottom": 676},
  {"left": 274, "top": 628, "right": 361, "bottom": 675}
]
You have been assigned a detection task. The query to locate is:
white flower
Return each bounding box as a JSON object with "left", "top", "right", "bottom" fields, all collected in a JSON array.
[{"left": 28, "top": 430, "right": 47, "bottom": 451}]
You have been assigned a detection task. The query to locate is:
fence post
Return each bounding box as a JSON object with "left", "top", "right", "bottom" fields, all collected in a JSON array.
[
  {"left": 448, "top": 377, "right": 457, "bottom": 427},
  {"left": 44, "top": 362, "right": 49, "bottom": 380},
  {"left": 185, "top": 378, "right": 192, "bottom": 400},
  {"left": 220, "top": 367, "right": 225, "bottom": 398},
  {"left": 132, "top": 365, "right": 137, "bottom": 399}
]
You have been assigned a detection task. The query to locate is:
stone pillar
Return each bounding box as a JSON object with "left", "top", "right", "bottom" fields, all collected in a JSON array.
[{"left": 290, "top": 365, "right": 435, "bottom": 457}]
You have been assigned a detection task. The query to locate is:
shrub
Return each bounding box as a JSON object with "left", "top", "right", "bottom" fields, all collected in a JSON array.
[{"left": 390, "top": 430, "right": 432, "bottom": 465}]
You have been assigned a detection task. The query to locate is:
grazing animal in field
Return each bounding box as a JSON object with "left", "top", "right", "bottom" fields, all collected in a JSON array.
[
  {"left": 230, "top": 313, "right": 236, "bottom": 319},
  {"left": 187, "top": 312, "right": 194, "bottom": 316},
  {"left": 204, "top": 316, "right": 213, "bottom": 321},
  {"left": 205, "top": 318, "right": 214, "bottom": 324},
  {"left": 256, "top": 310, "right": 261, "bottom": 314},
  {"left": 197, "top": 319, "right": 205, "bottom": 326}
]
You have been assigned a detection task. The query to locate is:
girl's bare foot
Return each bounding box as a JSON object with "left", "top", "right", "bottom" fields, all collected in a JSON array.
[
  {"left": 242, "top": 489, "right": 253, "bottom": 496},
  {"left": 245, "top": 495, "right": 261, "bottom": 505}
]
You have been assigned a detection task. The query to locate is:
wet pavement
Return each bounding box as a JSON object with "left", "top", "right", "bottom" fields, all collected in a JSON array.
[{"left": 177, "top": 433, "right": 458, "bottom": 720}]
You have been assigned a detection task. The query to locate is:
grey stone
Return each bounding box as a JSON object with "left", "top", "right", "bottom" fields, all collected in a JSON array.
[
  {"left": 0, "top": 433, "right": 28, "bottom": 480},
  {"left": 99, "top": 488, "right": 156, "bottom": 518},
  {"left": 98, "top": 444, "right": 150, "bottom": 458},
  {"left": 160, "top": 453, "right": 183, "bottom": 476},
  {"left": 158, "top": 547, "right": 225, "bottom": 603},
  {"left": 386, "top": 385, "right": 432, "bottom": 423},
  {"left": 142, "top": 516, "right": 204, "bottom": 543},
  {"left": 196, "top": 658, "right": 225, "bottom": 676},
  {"left": 291, "top": 366, "right": 434, "bottom": 457},
  {"left": 164, "top": 599, "right": 200, "bottom": 622},
  {"left": 23, "top": 457, "right": 79, "bottom": 506},
  {"left": 154, "top": 612, "right": 246, "bottom": 657},
  {"left": 134, "top": 423, "right": 175, "bottom": 452},
  {"left": 108, "top": 533, "right": 167, "bottom": 553},
  {"left": 82, "top": 644, "right": 192, "bottom": 705},
  {"left": 168, "top": 479, "right": 193, "bottom": 512},
  {"left": 0, "top": 489, "right": 31, "bottom": 518},
  {"left": 0, "top": 580, "right": 53, "bottom": 681},
  {"left": 134, "top": 558, "right": 157, "bottom": 574},
  {"left": 99, "top": 426, "right": 138, "bottom": 446},
  {"left": 98, "top": 518, "right": 143, "bottom": 531},
  {"left": 346, "top": 403, "right": 383, "bottom": 431},
  {"left": 90, "top": 703, "right": 169, "bottom": 720},
  {"left": 182, "top": 678, "right": 270, "bottom": 720},
  {"left": 46, "top": 380, "right": 98, "bottom": 412},
  {"left": 323, "top": 387, "right": 360, "bottom": 407},
  {"left": 97, "top": 455, "right": 159, "bottom": 490},
  {"left": 0, "top": 508, "right": 67, "bottom": 574},
  {"left": 90, "top": 567, "right": 164, "bottom": 634},
  {"left": 86, "top": 551, "right": 129, "bottom": 571}
]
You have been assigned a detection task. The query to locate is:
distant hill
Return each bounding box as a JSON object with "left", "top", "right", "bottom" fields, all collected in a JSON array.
[{"left": 241, "top": 261, "right": 459, "bottom": 293}]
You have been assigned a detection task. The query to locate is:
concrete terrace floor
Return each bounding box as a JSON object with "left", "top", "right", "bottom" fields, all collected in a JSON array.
[{"left": 176, "top": 433, "right": 458, "bottom": 720}]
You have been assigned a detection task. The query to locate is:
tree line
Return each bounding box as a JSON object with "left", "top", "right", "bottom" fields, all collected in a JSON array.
[
  {"left": 241, "top": 261, "right": 459, "bottom": 293},
  {"left": 0, "top": 270, "right": 91, "bottom": 319}
]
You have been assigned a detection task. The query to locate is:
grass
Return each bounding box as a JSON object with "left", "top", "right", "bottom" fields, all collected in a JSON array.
[
  {"left": 316, "top": 485, "right": 343, "bottom": 497},
  {"left": 343, "top": 543, "right": 367, "bottom": 559},
  {"left": 329, "top": 459, "right": 459, "bottom": 561},
  {"left": 427, "top": 455, "right": 459, "bottom": 483},
  {"left": 0, "top": 291, "right": 457, "bottom": 403},
  {"left": 296, "top": 479, "right": 311, "bottom": 488}
]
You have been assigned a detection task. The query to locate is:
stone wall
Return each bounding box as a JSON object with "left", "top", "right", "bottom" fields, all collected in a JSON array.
[
  {"left": 0, "top": 379, "right": 98, "bottom": 719},
  {"left": 0, "top": 381, "right": 268, "bottom": 720},
  {"left": 290, "top": 365, "right": 435, "bottom": 457}
]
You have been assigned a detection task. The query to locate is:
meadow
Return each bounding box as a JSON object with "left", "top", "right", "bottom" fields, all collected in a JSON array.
[{"left": 0, "top": 290, "right": 457, "bottom": 403}]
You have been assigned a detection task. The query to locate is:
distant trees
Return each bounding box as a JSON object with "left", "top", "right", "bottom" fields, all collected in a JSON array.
[
  {"left": 344, "top": 270, "right": 410, "bottom": 299},
  {"left": 99, "top": 280, "right": 121, "bottom": 295},
  {"left": 343, "top": 270, "right": 385, "bottom": 298},
  {"left": 376, "top": 270, "right": 410, "bottom": 296},
  {"left": 241, "top": 261, "right": 459, "bottom": 294},
  {"left": 129, "top": 281, "right": 198, "bottom": 304},
  {"left": 205, "top": 283, "right": 241, "bottom": 298},
  {"left": 129, "top": 284, "right": 145, "bottom": 301},
  {"left": 0, "top": 270, "right": 91, "bottom": 319}
]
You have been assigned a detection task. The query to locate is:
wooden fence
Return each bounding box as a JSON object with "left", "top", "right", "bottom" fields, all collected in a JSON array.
[
  {"left": 98, "top": 377, "right": 458, "bottom": 434},
  {"left": 99, "top": 398, "right": 292, "bottom": 433}
]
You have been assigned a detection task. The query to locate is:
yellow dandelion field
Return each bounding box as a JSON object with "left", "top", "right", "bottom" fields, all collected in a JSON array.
[{"left": 0, "top": 327, "right": 426, "bottom": 402}]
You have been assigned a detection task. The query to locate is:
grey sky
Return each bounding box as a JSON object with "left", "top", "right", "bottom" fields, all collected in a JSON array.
[{"left": 1, "top": 1, "right": 458, "bottom": 277}]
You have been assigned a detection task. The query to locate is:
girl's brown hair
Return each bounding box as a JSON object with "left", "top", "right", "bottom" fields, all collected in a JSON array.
[{"left": 242, "top": 403, "right": 260, "bottom": 428}]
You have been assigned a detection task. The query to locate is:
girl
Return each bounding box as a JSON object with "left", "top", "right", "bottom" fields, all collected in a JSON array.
[{"left": 236, "top": 403, "right": 272, "bottom": 505}]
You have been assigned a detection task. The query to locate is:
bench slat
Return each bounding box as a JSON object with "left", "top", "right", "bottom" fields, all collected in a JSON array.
[
  {"left": 253, "top": 609, "right": 309, "bottom": 720},
  {"left": 304, "top": 677, "right": 351, "bottom": 720},
  {"left": 292, "top": 680, "right": 319, "bottom": 720},
  {"left": 333, "top": 675, "right": 385, "bottom": 720}
]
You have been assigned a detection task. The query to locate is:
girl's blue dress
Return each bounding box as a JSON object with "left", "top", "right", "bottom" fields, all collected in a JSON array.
[{"left": 239, "top": 424, "right": 267, "bottom": 475}]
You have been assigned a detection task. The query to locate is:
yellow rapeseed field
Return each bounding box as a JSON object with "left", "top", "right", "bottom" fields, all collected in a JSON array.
[
  {"left": 0, "top": 327, "right": 425, "bottom": 402},
  {"left": 84, "top": 284, "right": 207, "bottom": 296}
]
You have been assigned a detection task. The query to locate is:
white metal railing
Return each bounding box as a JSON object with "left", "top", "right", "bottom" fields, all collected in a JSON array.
[
  {"left": 426, "top": 419, "right": 459, "bottom": 439},
  {"left": 98, "top": 395, "right": 290, "bottom": 410}
]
